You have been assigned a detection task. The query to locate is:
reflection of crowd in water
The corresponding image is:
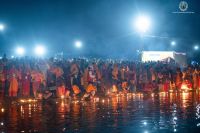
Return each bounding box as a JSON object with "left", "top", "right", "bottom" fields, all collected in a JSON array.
[{"left": 0, "top": 54, "right": 200, "bottom": 100}]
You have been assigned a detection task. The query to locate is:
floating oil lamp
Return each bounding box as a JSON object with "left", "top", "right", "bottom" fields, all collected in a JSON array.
[
  {"left": 102, "top": 99, "right": 105, "bottom": 103},
  {"left": 1, "top": 108, "right": 4, "bottom": 113},
  {"left": 74, "top": 100, "right": 79, "bottom": 104},
  {"left": 61, "top": 95, "right": 65, "bottom": 99},
  {"left": 20, "top": 99, "right": 37, "bottom": 103},
  {"left": 28, "top": 99, "right": 32, "bottom": 102},
  {"left": 20, "top": 99, "right": 25, "bottom": 103},
  {"left": 94, "top": 97, "right": 99, "bottom": 102}
]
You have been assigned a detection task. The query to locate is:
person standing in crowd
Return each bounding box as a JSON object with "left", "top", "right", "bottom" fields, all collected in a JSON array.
[
  {"left": 192, "top": 68, "right": 199, "bottom": 91},
  {"left": 111, "top": 63, "right": 119, "bottom": 93},
  {"left": 70, "top": 61, "right": 80, "bottom": 87},
  {"left": 31, "top": 66, "right": 45, "bottom": 98},
  {"left": 175, "top": 68, "right": 182, "bottom": 91},
  {"left": 0, "top": 60, "right": 5, "bottom": 96},
  {"left": 1, "top": 54, "right": 200, "bottom": 99},
  {"left": 82, "top": 64, "right": 97, "bottom": 100},
  {"left": 129, "top": 64, "right": 137, "bottom": 92},
  {"left": 8, "top": 64, "right": 19, "bottom": 97},
  {"left": 21, "top": 64, "right": 31, "bottom": 97}
]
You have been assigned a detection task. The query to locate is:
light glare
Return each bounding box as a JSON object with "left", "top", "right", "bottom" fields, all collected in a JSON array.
[
  {"left": 194, "top": 45, "right": 199, "bottom": 50},
  {"left": 171, "top": 41, "right": 176, "bottom": 46},
  {"left": 135, "top": 15, "right": 151, "bottom": 33},
  {"left": 75, "top": 41, "right": 82, "bottom": 48},
  {"left": 0, "top": 24, "right": 5, "bottom": 31},
  {"left": 16, "top": 47, "right": 25, "bottom": 56},
  {"left": 35, "top": 45, "right": 45, "bottom": 56}
]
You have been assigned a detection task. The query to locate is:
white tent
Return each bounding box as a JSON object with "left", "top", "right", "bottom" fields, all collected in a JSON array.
[{"left": 141, "top": 51, "right": 187, "bottom": 66}]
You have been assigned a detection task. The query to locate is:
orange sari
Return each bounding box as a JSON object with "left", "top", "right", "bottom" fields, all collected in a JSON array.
[{"left": 9, "top": 69, "right": 19, "bottom": 97}]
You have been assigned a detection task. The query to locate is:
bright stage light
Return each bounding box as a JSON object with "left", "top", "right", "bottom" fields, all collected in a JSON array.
[
  {"left": 194, "top": 45, "right": 199, "bottom": 50},
  {"left": 171, "top": 41, "right": 176, "bottom": 46},
  {"left": 134, "top": 15, "right": 151, "bottom": 33},
  {"left": 34, "top": 45, "right": 46, "bottom": 56},
  {"left": 16, "top": 47, "right": 25, "bottom": 56},
  {"left": 0, "top": 24, "right": 5, "bottom": 31},
  {"left": 75, "top": 40, "right": 82, "bottom": 48}
]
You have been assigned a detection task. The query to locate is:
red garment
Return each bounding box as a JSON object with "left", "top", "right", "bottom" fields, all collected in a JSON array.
[
  {"left": 32, "top": 81, "right": 40, "bottom": 97},
  {"left": 163, "top": 82, "right": 170, "bottom": 92},
  {"left": 198, "top": 76, "right": 200, "bottom": 89},
  {"left": 144, "top": 83, "right": 152, "bottom": 92},
  {"left": 57, "top": 85, "right": 65, "bottom": 97},
  {"left": 22, "top": 73, "right": 31, "bottom": 97},
  {"left": 8, "top": 68, "right": 19, "bottom": 97}
]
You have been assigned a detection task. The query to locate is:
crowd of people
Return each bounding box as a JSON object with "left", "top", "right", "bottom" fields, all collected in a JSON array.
[{"left": 0, "top": 54, "right": 200, "bottom": 100}]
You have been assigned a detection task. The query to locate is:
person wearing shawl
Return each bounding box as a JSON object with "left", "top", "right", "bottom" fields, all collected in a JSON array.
[
  {"left": 82, "top": 83, "right": 97, "bottom": 100},
  {"left": 21, "top": 65, "right": 31, "bottom": 97},
  {"left": 8, "top": 65, "right": 19, "bottom": 97},
  {"left": 31, "top": 67, "right": 45, "bottom": 98}
]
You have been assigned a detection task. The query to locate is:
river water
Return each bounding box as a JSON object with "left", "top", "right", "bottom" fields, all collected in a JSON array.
[{"left": 0, "top": 92, "right": 200, "bottom": 133}]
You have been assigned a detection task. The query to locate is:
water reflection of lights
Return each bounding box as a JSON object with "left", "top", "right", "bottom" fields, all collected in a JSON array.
[
  {"left": 28, "top": 104, "right": 32, "bottom": 117},
  {"left": 61, "top": 101, "right": 65, "bottom": 107},
  {"left": 182, "top": 92, "right": 189, "bottom": 99},
  {"left": 20, "top": 99, "right": 37, "bottom": 103},
  {"left": 181, "top": 92, "right": 189, "bottom": 108},
  {"left": 2, "top": 92, "right": 200, "bottom": 132},
  {"left": 196, "top": 104, "right": 200, "bottom": 119},
  {"left": 143, "top": 121, "right": 147, "bottom": 126},
  {"left": 171, "top": 103, "right": 178, "bottom": 132},
  {"left": 196, "top": 104, "right": 200, "bottom": 127}
]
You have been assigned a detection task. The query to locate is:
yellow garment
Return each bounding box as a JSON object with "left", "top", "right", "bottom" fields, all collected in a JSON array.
[
  {"left": 86, "top": 84, "right": 97, "bottom": 93},
  {"left": 112, "top": 85, "right": 118, "bottom": 93},
  {"left": 73, "top": 85, "right": 81, "bottom": 94}
]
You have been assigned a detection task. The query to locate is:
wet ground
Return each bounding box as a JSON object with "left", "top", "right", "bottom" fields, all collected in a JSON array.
[{"left": 1, "top": 92, "right": 200, "bottom": 133}]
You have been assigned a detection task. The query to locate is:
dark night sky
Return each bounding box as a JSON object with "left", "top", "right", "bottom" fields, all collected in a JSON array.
[{"left": 0, "top": 0, "right": 199, "bottom": 59}]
